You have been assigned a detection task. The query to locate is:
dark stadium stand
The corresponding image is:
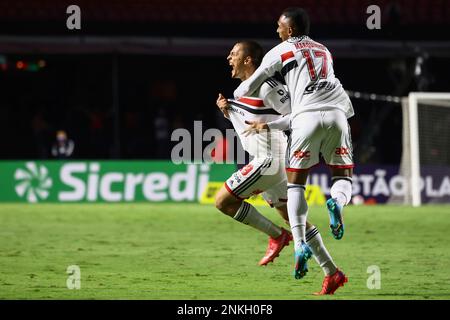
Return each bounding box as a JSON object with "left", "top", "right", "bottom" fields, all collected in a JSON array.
[
  {"left": 0, "top": 0, "right": 449, "bottom": 160},
  {"left": 0, "top": 0, "right": 449, "bottom": 39}
]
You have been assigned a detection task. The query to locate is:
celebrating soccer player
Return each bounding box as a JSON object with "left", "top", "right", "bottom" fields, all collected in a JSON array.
[
  {"left": 215, "top": 41, "right": 344, "bottom": 295},
  {"left": 235, "top": 8, "right": 352, "bottom": 294}
]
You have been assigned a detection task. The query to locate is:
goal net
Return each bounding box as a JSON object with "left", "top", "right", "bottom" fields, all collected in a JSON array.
[{"left": 399, "top": 92, "right": 450, "bottom": 206}]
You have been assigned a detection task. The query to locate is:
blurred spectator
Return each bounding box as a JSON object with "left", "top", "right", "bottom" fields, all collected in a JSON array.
[{"left": 51, "top": 130, "right": 75, "bottom": 158}]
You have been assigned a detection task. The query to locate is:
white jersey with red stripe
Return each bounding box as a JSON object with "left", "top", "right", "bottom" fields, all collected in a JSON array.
[
  {"left": 233, "top": 36, "right": 354, "bottom": 121},
  {"left": 227, "top": 77, "right": 290, "bottom": 159}
]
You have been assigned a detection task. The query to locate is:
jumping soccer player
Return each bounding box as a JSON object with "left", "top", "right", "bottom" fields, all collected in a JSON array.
[
  {"left": 216, "top": 42, "right": 342, "bottom": 292},
  {"left": 235, "top": 8, "right": 352, "bottom": 294}
]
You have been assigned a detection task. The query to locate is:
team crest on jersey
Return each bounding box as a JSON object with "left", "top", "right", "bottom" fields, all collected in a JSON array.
[{"left": 240, "top": 164, "right": 254, "bottom": 176}]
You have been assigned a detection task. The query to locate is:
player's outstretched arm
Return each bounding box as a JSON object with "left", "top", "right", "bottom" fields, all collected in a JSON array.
[
  {"left": 267, "top": 114, "right": 290, "bottom": 131},
  {"left": 234, "top": 47, "right": 283, "bottom": 99},
  {"left": 242, "top": 114, "right": 291, "bottom": 137},
  {"left": 242, "top": 120, "right": 269, "bottom": 137}
]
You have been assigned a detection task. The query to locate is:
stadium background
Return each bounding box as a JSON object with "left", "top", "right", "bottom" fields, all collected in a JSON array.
[{"left": 0, "top": 0, "right": 449, "bottom": 300}]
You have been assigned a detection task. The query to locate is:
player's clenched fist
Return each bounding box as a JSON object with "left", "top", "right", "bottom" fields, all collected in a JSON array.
[{"left": 216, "top": 93, "right": 230, "bottom": 118}]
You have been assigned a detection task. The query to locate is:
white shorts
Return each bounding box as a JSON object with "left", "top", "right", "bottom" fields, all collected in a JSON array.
[
  {"left": 287, "top": 108, "right": 354, "bottom": 171},
  {"left": 225, "top": 157, "right": 288, "bottom": 208}
]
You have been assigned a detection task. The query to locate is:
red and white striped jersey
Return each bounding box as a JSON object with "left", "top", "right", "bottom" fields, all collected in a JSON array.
[
  {"left": 234, "top": 36, "right": 354, "bottom": 121},
  {"left": 227, "top": 77, "right": 290, "bottom": 159}
]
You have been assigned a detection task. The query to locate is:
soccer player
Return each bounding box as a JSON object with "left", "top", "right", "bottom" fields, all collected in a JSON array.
[
  {"left": 234, "top": 8, "right": 352, "bottom": 294},
  {"left": 216, "top": 42, "right": 342, "bottom": 295}
]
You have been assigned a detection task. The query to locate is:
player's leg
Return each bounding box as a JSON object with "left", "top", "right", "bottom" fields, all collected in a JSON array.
[
  {"left": 214, "top": 186, "right": 242, "bottom": 217},
  {"left": 271, "top": 206, "right": 341, "bottom": 274},
  {"left": 272, "top": 196, "right": 341, "bottom": 273},
  {"left": 215, "top": 186, "right": 283, "bottom": 239},
  {"left": 274, "top": 203, "right": 289, "bottom": 226},
  {"left": 326, "top": 168, "right": 352, "bottom": 240},
  {"left": 306, "top": 222, "right": 348, "bottom": 295},
  {"left": 215, "top": 159, "right": 284, "bottom": 242},
  {"left": 258, "top": 178, "right": 293, "bottom": 266},
  {"left": 286, "top": 112, "right": 322, "bottom": 279},
  {"left": 330, "top": 167, "right": 353, "bottom": 207},
  {"left": 286, "top": 169, "right": 309, "bottom": 248},
  {"left": 262, "top": 175, "right": 290, "bottom": 225},
  {"left": 305, "top": 223, "right": 336, "bottom": 275},
  {"left": 321, "top": 109, "right": 354, "bottom": 240},
  {"left": 256, "top": 203, "right": 292, "bottom": 266},
  {"left": 286, "top": 169, "right": 313, "bottom": 279},
  {"left": 274, "top": 196, "right": 346, "bottom": 293}
]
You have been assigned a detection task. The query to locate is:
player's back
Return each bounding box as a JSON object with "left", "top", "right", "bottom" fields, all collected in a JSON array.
[
  {"left": 235, "top": 36, "right": 354, "bottom": 121},
  {"left": 276, "top": 36, "right": 353, "bottom": 119},
  {"left": 227, "top": 78, "right": 290, "bottom": 160}
]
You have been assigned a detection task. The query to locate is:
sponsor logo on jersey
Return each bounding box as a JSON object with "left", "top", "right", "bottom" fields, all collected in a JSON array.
[
  {"left": 280, "top": 94, "right": 290, "bottom": 104},
  {"left": 293, "top": 150, "right": 311, "bottom": 159},
  {"left": 335, "top": 147, "right": 350, "bottom": 156},
  {"left": 240, "top": 164, "right": 254, "bottom": 176},
  {"left": 228, "top": 106, "right": 245, "bottom": 117},
  {"left": 304, "top": 80, "right": 336, "bottom": 94}
]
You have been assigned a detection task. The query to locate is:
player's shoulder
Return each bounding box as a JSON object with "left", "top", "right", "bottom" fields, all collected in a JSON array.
[
  {"left": 265, "top": 41, "right": 290, "bottom": 57},
  {"left": 288, "top": 36, "right": 329, "bottom": 51}
]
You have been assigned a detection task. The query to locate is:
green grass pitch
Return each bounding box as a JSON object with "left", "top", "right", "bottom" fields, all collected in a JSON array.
[{"left": 0, "top": 203, "right": 449, "bottom": 300}]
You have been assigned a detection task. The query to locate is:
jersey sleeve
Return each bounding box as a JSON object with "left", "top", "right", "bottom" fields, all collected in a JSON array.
[
  {"left": 261, "top": 81, "right": 291, "bottom": 116},
  {"left": 233, "top": 45, "right": 283, "bottom": 99},
  {"left": 267, "top": 115, "right": 290, "bottom": 131}
]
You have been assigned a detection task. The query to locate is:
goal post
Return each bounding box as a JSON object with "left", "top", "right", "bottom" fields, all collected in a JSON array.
[{"left": 402, "top": 92, "right": 450, "bottom": 206}]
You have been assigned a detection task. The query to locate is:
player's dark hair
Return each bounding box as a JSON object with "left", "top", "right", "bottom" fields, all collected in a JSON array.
[
  {"left": 237, "top": 40, "right": 264, "bottom": 68},
  {"left": 281, "top": 7, "right": 310, "bottom": 36}
]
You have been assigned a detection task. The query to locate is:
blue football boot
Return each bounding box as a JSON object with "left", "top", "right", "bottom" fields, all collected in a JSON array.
[
  {"left": 326, "top": 198, "right": 344, "bottom": 240},
  {"left": 293, "top": 242, "right": 313, "bottom": 279}
]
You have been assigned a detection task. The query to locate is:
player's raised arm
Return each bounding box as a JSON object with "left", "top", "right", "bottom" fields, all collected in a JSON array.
[{"left": 233, "top": 47, "right": 283, "bottom": 99}]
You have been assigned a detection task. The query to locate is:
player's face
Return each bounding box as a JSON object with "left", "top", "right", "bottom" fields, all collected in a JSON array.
[
  {"left": 227, "top": 44, "right": 246, "bottom": 79},
  {"left": 277, "top": 15, "right": 291, "bottom": 41}
]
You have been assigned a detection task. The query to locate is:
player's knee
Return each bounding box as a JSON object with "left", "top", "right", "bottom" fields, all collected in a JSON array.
[
  {"left": 215, "top": 194, "right": 232, "bottom": 214},
  {"left": 330, "top": 176, "right": 353, "bottom": 206},
  {"left": 287, "top": 170, "right": 309, "bottom": 185},
  {"left": 215, "top": 193, "right": 241, "bottom": 216},
  {"left": 215, "top": 196, "right": 227, "bottom": 213}
]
